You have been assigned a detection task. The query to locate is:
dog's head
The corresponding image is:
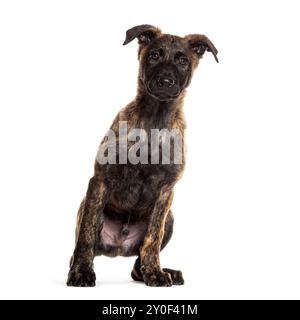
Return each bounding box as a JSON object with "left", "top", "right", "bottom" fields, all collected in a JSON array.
[{"left": 123, "top": 24, "right": 218, "bottom": 101}]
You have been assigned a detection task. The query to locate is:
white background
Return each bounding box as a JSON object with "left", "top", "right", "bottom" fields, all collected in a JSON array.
[{"left": 0, "top": 0, "right": 299, "bottom": 300}]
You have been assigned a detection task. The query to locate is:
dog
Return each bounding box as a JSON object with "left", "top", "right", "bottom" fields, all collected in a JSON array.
[{"left": 67, "top": 24, "right": 218, "bottom": 287}]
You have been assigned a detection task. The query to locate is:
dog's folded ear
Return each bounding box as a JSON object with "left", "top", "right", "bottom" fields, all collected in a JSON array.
[
  {"left": 123, "top": 24, "right": 161, "bottom": 46},
  {"left": 185, "top": 34, "right": 219, "bottom": 63}
]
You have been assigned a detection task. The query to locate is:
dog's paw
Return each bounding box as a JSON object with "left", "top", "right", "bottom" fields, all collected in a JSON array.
[
  {"left": 141, "top": 268, "right": 173, "bottom": 287},
  {"left": 163, "top": 268, "right": 184, "bottom": 285},
  {"left": 67, "top": 266, "right": 96, "bottom": 287}
]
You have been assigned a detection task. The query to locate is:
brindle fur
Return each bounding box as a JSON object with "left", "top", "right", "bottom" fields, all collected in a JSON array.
[{"left": 67, "top": 25, "right": 218, "bottom": 287}]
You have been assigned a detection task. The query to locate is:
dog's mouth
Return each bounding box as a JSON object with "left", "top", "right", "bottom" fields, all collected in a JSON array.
[{"left": 147, "top": 88, "right": 181, "bottom": 101}]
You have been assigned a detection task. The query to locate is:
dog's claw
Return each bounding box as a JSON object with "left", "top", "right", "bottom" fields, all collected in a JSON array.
[
  {"left": 163, "top": 268, "right": 184, "bottom": 285},
  {"left": 67, "top": 267, "right": 96, "bottom": 287},
  {"left": 142, "top": 270, "right": 173, "bottom": 287}
]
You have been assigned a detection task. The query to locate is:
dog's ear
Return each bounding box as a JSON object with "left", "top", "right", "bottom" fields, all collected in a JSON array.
[
  {"left": 185, "top": 34, "right": 219, "bottom": 63},
  {"left": 123, "top": 24, "right": 161, "bottom": 46}
]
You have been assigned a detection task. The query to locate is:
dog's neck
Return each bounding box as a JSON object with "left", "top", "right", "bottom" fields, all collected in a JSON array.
[{"left": 135, "top": 78, "right": 185, "bottom": 130}]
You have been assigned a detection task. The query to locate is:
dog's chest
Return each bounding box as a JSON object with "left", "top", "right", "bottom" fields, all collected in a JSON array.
[{"left": 105, "top": 163, "right": 182, "bottom": 211}]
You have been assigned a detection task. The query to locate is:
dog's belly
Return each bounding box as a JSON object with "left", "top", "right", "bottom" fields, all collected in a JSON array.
[{"left": 98, "top": 215, "right": 148, "bottom": 257}]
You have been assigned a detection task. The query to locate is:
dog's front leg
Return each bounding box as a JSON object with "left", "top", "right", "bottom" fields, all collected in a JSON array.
[
  {"left": 140, "top": 189, "right": 174, "bottom": 287},
  {"left": 67, "top": 175, "right": 107, "bottom": 287}
]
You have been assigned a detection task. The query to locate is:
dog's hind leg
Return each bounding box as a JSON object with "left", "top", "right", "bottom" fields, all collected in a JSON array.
[{"left": 131, "top": 210, "right": 184, "bottom": 285}]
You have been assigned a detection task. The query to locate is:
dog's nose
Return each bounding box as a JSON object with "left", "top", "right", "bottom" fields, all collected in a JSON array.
[{"left": 157, "top": 77, "right": 176, "bottom": 88}]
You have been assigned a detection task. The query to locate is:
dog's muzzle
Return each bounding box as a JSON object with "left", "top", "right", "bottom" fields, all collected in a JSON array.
[{"left": 148, "top": 71, "right": 181, "bottom": 101}]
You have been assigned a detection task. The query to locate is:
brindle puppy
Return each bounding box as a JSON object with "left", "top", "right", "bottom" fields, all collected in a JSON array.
[{"left": 67, "top": 25, "right": 218, "bottom": 287}]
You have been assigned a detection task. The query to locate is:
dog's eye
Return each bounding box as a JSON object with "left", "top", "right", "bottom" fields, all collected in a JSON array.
[
  {"left": 149, "top": 51, "right": 160, "bottom": 60},
  {"left": 179, "top": 56, "right": 188, "bottom": 66}
]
